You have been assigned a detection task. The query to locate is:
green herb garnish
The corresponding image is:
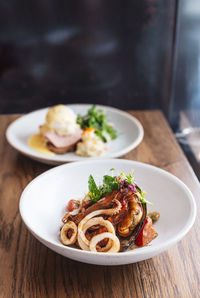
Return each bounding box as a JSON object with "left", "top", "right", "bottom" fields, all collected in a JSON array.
[
  {"left": 88, "top": 170, "right": 152, "bottom": 205},
  {"left": 88, "top": 175, "right": 101, "bottom": 203},
  {"left": 102, "top": 175, "right": 120, "bottom": 192},
  {"left": 88, "top": 174, "right": 120, "bottom": 203},
  {"left": 136, "top": 186, "right": 152, "bottom": 205},
  {"left": 125, "top": 169, "right": 135, "bottom": 184},
  {"left": 77, "top": 105, "right": 117, "bottom": 143}
]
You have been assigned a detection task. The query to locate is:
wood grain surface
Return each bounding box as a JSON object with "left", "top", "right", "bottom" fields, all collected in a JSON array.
[{"left": 0, "top": 111, "right": 199, "bottom": 298}]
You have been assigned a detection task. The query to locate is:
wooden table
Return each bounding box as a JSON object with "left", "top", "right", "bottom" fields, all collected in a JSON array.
[{"left": 0, "top": 111, "right": 199, "bottom": 298}]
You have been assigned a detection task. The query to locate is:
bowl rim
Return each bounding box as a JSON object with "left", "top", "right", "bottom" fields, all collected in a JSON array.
[{"left": 19, "top": 159, "right": 197, "bottom": 258}]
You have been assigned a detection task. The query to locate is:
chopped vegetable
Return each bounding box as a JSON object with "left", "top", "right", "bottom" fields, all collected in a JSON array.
[
  {"left": 76, "top": 105, "right": 117, "bottom": 143},
  {"left": 67, "top": 199, "right": 80, "bottom": 212},
  {"left": 135, "top": 216, "right": 157, "bottom": 247}
]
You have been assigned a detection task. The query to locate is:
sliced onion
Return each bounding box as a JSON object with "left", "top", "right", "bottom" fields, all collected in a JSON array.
[
  {"left": 60, "top": 221, "right": 78, "bottom": 245},
  {"left": 90, "top": 232, "right": 120, "bottom": 252}
]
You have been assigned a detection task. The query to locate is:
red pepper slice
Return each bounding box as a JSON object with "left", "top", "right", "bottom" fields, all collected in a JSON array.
[{"left": 135, "top": 216, "right": 157, "bottom": 247}]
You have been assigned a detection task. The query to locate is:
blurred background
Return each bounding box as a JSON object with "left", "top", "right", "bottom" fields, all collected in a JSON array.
[
  {"left": 0, "top": 0, "right": 177, "bottom": 115},
  {"left": 1, "top": 0, "right": 200, "bottom": 175}
]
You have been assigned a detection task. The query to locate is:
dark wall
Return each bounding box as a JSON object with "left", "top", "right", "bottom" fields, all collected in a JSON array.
[
  {"left": 0, "top": 0, "right": 176, "bottom": 114},
  {"left": 170, "top": 0, "right": 200, "bottom": 129}
]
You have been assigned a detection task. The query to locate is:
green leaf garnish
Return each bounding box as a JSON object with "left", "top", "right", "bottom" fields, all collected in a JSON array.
[
  {"left": 103, "top": 175, "right": 120, "bottom": 190},
  {"left": 126, "top": 174, "right": 134, "bottom": 184},
  {"left": 88, "top": 175, "right": 101, "bottom": 203},
  {"left": 125, "top": 169, "right": 134, "bottom": 184},
  {"left": 136, "top": 187, "right": 152, "bottom": 205},
  {"left": 99, "top": 184, "right": 113, "bottom": 198},
  {"left": 88, "top": 170, "right": 151, "bottom": 205},
  {"left": 119, "top": 172, "right": 125, "bottom": 178},
  {"left": 76, "top": 105, "right": 118, "bottom": 143}
]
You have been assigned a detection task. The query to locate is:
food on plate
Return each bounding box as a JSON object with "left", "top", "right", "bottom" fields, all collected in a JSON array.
[
  {"left": 29, "top": 104, "right": 118, "bottom": 157},
  {"left": 60, "top": 169, "right": 159, "bottom": 253},
  {"left": 77, "top": 105, "right": 117, "bottom": 143},
  {"left": 28, "top": 133, "right": 55, "bottom": 156},
  {"left": 75, "top": 105, "right": 117, "bottom": 157},
  {"left": 76, "top": 128, "right": 107, "bottom": 157},
  {"left": 40, "top": 105, "right": 82, "bottom": 154},
  {"left": 28, "top": 105, "right": 82, "bottom": 155}
]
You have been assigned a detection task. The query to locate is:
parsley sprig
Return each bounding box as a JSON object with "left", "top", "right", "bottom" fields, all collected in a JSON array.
[
  {"left": 77, "top": 105, "right": 117, "bottom": 143},
  {"left": 88, "top": 169, "right": 151, "bottom": 205},
  {"left": 88, "top": 174, "right": 120, "bottom": 203},
  {"left": 88, "top": 175, "right": 101, "bottom": 202}
]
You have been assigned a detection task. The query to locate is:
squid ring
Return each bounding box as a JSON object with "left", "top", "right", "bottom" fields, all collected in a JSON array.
[
  {"left": 77, "top": 233, "right": 90, "bottom": 251},
  {"left": 78, "top": 199, "right": 121, "bottom": 245},
  {"left": 84, "top": 217, "right": 115, "bottom": 252},
  {"left": 60, "top": 221, "right": 78, "bottom": 245},
  {"left": 90, "top": 232, "right": 120, "bottom": 253},
  {"left": 78, "top": 217, "right": 115, "bottom": 250}
]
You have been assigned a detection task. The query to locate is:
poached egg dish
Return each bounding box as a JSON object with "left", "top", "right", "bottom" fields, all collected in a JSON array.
[
  {"left": 29, "top": 105, "right": 82, "bottom": 155},
  {"left": 28, "top": 104, "right": 118, "bottom": 157},
  {"left": 40, "top": 105, "right": 82, "bottom": 154}
]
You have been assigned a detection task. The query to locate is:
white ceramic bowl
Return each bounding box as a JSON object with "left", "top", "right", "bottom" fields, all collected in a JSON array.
[
  {"left": 19, "top": 159, "right": 196, "bottom": 265},
  {"left": 6, "top": 104, "right": 143, "bottom": 165}
]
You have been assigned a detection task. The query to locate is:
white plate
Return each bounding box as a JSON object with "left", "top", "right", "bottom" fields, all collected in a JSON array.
[
  {"left": 19, "top": 159, "right": 196, "bottom": 266},
  {"left": 6, "top": 104, "right": 143, "bottom": 165}
]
